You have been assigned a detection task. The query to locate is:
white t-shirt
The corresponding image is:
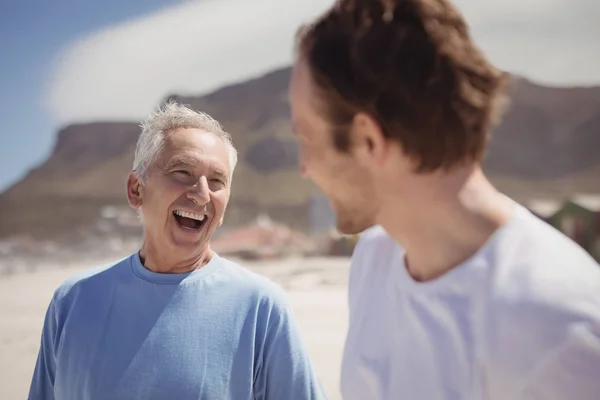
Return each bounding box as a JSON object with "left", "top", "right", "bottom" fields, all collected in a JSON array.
[{"left": 341, "top": 203, "right": 600, "bottom": 400}]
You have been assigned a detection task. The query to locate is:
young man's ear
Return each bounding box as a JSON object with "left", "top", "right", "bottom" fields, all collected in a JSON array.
[
  {"left": 127, "top": 171, "right": 143, "bottom": 209},
  {"left": 351, "top": 112, "right": 388, "bottom": 169}
]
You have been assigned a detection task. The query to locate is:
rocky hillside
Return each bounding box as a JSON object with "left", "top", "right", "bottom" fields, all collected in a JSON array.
[{"left": 1, "top": 67, "right": 599, "bottom": 240}]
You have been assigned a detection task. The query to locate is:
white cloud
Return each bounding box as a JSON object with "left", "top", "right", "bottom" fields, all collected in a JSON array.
[
  {"left": 47, "top": 0, "right": 600, "bottom": 125},
  {"left": 455, "top": 0, "right": 600, "bottom": 86},
  {"left": 46, "top": 0, "right": 331, "bottom": 124}
]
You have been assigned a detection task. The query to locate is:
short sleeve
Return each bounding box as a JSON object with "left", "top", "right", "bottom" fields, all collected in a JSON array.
[
  {"left": 252, "top": 290, "right": 327, "bottom": 400},
  {"left": 28, "top": 294, "right": 59, "bottom": 400}
]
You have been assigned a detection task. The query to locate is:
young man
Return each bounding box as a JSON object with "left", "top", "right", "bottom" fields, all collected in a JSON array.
[
  {"left": 289, "top": 0, "right": 600, "bottom": 399},
  {"left": 29, "top": 102, "right": 326, "bottom": 400}
]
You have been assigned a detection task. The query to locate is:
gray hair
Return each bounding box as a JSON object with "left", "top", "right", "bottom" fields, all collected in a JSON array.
[{"left": 132, "top": 100, "right": 238, "bottom": 180}]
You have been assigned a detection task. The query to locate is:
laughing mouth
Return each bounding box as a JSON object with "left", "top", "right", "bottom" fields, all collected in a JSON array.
[{"left": 173, "top": 210, "right": 207, "bottom": 231}]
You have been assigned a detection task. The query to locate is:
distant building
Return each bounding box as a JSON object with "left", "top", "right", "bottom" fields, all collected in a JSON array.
[
  {"left": 526, "top": 199, "right": 562, "bottom": 222},
  {"left": 558, "top": 194, "right": 600, "bottom": 261},
  {"left": 308, "top": 194, "right": 336, "bottom": 234},
  {"left": 326, "top": 229, "right": 359, "bottom": 256},
  {"left": 211, "top": 214, "right": 314, "bottom": 260},
  {"left": 527, "top": 194, "right": 600, "bottom": 262}
]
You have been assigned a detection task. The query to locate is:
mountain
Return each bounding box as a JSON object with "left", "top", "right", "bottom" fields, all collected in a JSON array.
[
  {"left": 483, "top": 76, "right": 600, "bottom": 198},
  {"left": 1, "top": 67, "right": 599, "bottom": 241}
]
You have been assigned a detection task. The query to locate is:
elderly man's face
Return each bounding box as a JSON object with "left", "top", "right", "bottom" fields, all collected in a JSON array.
[{"left": 127, "top": 128, "right": 231, "bottom": 259}]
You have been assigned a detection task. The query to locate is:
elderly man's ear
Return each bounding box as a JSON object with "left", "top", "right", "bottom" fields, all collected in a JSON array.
[{"left": 127, "top": 171, "right": 143, "bottom": 209}]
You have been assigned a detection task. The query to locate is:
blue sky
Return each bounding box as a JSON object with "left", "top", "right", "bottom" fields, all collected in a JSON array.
[
  {"left": 1, "top": 0, "right": 599, "bottom": 192},
  {"left": 0, "top": 0, "right": 180, "bottom": 191}
]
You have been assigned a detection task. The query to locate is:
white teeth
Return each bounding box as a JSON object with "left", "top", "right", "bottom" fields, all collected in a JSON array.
[{"left": 174, "top": 210, "right": 205, "bottom": 221}]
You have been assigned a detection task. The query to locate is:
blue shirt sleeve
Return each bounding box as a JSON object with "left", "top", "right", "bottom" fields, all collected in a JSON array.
[
  {"left": 253, "top": 291, "right": 327, "bottom": 400},
  {"left": 28, "top": 294, "right": 59, "bottom": 400}
]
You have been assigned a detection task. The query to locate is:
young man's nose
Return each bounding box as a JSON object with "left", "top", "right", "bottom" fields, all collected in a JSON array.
[{"left": 298, "top": 154, "right": 309, "bottom": 178}]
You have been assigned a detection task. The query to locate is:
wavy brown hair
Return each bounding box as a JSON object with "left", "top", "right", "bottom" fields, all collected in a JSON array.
[{"left": 296, "top": 0, "right": 508, "bottom": 172}]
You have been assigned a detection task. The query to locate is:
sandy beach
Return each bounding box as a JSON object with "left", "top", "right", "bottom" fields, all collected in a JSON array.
[{"left": 0, "top": 256, "right": 350, "bottom": 399}]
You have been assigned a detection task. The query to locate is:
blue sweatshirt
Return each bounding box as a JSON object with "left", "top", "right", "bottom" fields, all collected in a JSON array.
[{"left": 29, "top": 252, "right": 326, "bottom": 400}]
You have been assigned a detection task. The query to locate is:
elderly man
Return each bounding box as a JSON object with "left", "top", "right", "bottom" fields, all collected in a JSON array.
[
  {"left": 29, "top": 102, "right": 326, "bottom": 400},
  {"left": 290, "top": 0, "right": 600, "bottom": 399}
]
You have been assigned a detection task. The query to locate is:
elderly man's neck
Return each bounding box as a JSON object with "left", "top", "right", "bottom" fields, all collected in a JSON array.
[{"left": 139, "top": 244, "right": 213, "bottom": 274}]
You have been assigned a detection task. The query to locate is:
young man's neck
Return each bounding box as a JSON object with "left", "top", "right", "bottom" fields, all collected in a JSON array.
[
  {"left": 379, "top": 167, "right": 514, "bottom": 282},
  {"left": 139, "top": 242, "right": 213, "bottom": 274}
]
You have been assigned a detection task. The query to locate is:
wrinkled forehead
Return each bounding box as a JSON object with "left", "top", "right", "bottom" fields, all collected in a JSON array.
[{"left": 158, "top": 128, "right": 231, "bottom": 174}]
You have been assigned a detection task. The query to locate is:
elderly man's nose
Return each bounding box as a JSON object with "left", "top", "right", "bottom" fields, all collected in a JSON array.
[{"left": 187, "top": 176, "right": 210, "bottom": 204}]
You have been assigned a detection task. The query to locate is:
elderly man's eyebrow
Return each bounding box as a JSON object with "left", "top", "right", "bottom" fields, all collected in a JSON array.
[
  {"left": 211, "top": 169, "right": 229, "bottom": 181},
  {"left": 165, "top": 156, "right": 198, "bottom": 170}
]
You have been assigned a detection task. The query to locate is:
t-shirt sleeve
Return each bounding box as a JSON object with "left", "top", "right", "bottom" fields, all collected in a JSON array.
[
  {"left": 252, "top": 290, "right": 327, "bottom": 400},
  {"left": 516, "top": 322, "right": 600, "bottom": 400},
  {"left": 28, "top": 294, "right": 59, "bottom": 400}
]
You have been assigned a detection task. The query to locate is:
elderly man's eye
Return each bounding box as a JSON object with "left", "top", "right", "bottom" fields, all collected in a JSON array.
[{"left": 174, "top": 170, "right": 191, "bottom": 176}]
